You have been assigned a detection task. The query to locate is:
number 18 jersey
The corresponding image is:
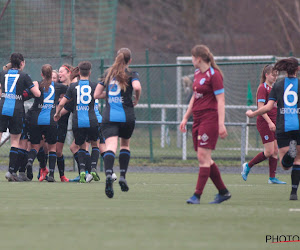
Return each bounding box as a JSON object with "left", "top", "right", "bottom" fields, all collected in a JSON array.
[
  {"left": 269, "top": 77, "right": 300, "bottom": 134},
  {"left": 64, "top": 80, "right": 98, "bottom": 128}
]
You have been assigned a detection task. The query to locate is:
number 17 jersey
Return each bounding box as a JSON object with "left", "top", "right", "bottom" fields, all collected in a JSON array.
[{"left": 269, "top": 77, "right": 300, "bottom": 134}]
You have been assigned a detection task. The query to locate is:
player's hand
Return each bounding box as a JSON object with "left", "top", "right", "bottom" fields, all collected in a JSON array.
[
  {"left": 132, "top": 95, "right": 139, "bottom": 106},
  {"left": 179, "top": 118, "right": 188, "bottom": 133},
  {"left": 268, "top": 121, "right": 276, "bottom": 132},
  {"left": 246, "top": 110, "right": 255, "bottom": 118},
  {"left": 54, "top": 113, "right": 61, "bottom": 122},
  {"left": 219, "top": 124, "right": 228, "bottom": 139}
]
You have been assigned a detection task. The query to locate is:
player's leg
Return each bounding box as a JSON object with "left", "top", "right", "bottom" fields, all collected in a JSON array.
[{"left": 268, "top": 140, "right": 286, "bottom": 184}]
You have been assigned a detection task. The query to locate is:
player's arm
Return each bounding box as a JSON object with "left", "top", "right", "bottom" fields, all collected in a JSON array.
[
  {"left": 179, "top": 94, "right": 194, "bottom": 133},
  {"left": 246, "top": 100, "right": 275, "bottom": 118},
  {"left": 54, "top": 96, "right": 71, "bottom": 121},
  {"left": 94, "top": 83, "right": 105, "bottom": 99},
  {"left": 30, "top": 81, "right": 41, "bottom": 97},
  {"left": 132, "top": 80, "right": 142, "bottom": 106},
  {"left": 216, "top": 92, "right": 228, "bottom": 139}
]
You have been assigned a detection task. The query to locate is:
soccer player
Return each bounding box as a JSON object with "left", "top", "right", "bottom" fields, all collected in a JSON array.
[
  {"left": 26, "top": 64, "right": 67, "bottom": 182},
  {"left": 54, "top": 61, "right": 100, "bottom": 183},
  {"left": 0, "top": 53, "right": 41, "bottom": 181},
  {"left": 242, "top": 65, "right": 286, "bottom": 184},
  {"left": 246, "top": 57, "right": 300, "bottom": 200},
  {"left": 179, "top": 45, "right": 231, "bottom": 204},
  {"left": 94, "top": 48, "right": 142, "bottom": 198}
]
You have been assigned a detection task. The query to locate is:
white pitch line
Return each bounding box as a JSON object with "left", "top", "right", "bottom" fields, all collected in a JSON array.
[{"left": 289, "top": 208, "right": 300, "bottom": 212}]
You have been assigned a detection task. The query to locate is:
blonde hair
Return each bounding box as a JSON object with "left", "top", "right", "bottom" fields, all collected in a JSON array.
[{"left": 191, "top": 45, "right": 223, "bottom": 77}]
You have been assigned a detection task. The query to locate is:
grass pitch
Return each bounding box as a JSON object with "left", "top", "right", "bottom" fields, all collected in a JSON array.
[{"left": 0, "top": 171, "right": 299, "bottom": 250}]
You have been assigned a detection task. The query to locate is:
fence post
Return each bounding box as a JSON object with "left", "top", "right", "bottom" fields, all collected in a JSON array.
[
  {"left": 182, "top": 107, "right": 187, "bottom": 160},
  {"left": 10, "top": 0, "right": 15, "bottom": 53},
  {"left": 241, "top": 124, "right": 247, "bottom": 168},
  {"left": 176, "top": 58, "right": 182, "bottom": 148},
  {"left": 99, "top": 58, "right": 104, "bottom": 172},
  {"left": 161, "top": 108, "right": 165, "bottom": 148},
  {"left": 146, "top": 49, "right": 154, "bottom": 162}
]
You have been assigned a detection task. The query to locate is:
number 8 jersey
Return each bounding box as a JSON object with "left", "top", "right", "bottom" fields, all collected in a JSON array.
[
  {"left": 64, "top": 79, "right": 98, "bottom": 128},
  {"left": 269, "top": 77, "right": 300, "bottom": 134}
]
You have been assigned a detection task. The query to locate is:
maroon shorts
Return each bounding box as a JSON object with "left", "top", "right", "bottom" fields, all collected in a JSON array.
[
  {"left": 192, "top": 111, "right": 219, "bottom": 151},
  {"left": 257, "top": 120, "right": 276, "bottom": 144}
]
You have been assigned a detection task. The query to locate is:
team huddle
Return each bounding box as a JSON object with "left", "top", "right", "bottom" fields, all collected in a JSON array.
[
  {"left": 0, "top": 48, "right": 142, "bottom": 199},
  {"left": 1, "top": 45, "right": 299, "bottom": 203}
]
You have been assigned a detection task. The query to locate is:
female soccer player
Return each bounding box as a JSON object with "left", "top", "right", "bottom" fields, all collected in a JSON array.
[
  {"left": 246, "top": 57, "right": 300, "bottom": 200},
  {"left": 179, "top": 45, "right": 231, "bottom": 204},
  {"left": 0, "top": 53, "right": 40, "bottom": 181},
  {"left": 242, "top": 65, "right": 286, "bottom": 184},
  {"left": 26, "top": 64, "right": 67, "bottom": 182},
  {"left": 94, "top": 48, "right": 142, "bottom": 198}
]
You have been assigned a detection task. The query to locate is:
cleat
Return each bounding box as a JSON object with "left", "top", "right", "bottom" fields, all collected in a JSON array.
[
  {"left": 119, "top": 176, "right": 129, "bottom": 192},
  {"left": 105, "top": 175, "right": 114, "bottom": 198},
  {"left": 47, "top": 176, "right": 56, "bottom": 182},
  {"left": 290, "top": 193, "right": 298, "bottom": 200},
  {"left": 210, "top": 192, "right": 231, "bottom": 204},
  {"left": 69, "top": 176, "right": 80, "bottom": 182},
  {"left": 5, "top": 172, "right": 19, "bottom": 182},
  {"left": 186, "top": 194, "right": 200, "bottom": 204},
  {"left": 91, "top": 168, "right": 100, "bottom": 181},
  {"left": 241, "top": 162, "right": 250, "bottom": 181},
  {"left": 268, "top": 177, "right": 286, "bottom": 184},
  {"left": 112, "top": 172, "right": 117, "bottom": 182},
  {"left": 39, "top": 168, "right": 49, "bottom": 182},
  {"left": 60, "top": 176, "right": 69, "bottom": 182},
  {"left": 19, "top": 172, "right": 31, "bottom": 182},
  {"left": 79, "top": 171, "right": 86, "bottom": 183},
  {"left": 86, "top": 173, "right": 93, "bottom": 183}
]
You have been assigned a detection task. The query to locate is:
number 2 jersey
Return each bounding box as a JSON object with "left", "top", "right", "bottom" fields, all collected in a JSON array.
[
  {"left": 269, "top": 77, "right": 300, "bottom": 134},
  {"left": 64, "top": 79, "right": 98, "bottom": 128},
  {"left": 99, "top": 70, "right": 139, "bottom": 123},
  {"left": 0, "top": 69, "right": 35, "bottom": 117},
  {"left": 27, "top": 81, "right": 67, "bottom": 126}
]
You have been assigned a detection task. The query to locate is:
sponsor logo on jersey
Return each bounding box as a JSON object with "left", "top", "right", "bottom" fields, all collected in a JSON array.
[
  {"left": 1, "top": 93, "right": 22, "bottom": 100},
  {"left": 199, "top": 78, "right": 206, "bottom": 85}
]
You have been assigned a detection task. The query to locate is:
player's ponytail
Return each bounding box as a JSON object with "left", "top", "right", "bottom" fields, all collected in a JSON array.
[
  {"left": 274, "top": 57, "right": 299, "bottom": 77},
  {"left": 191, "top": 45, "right": 223, "bottom": 77},
  {"left": 104, "top": 48, "right": 131, "bottom": 91},
  {"left": 40, "top": 64, "right": 53, "bottom": 92}
]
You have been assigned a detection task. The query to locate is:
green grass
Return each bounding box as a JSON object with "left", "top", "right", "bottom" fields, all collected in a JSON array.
[{"left": 0, "top": 172, "right": 299, "bottom": 250}]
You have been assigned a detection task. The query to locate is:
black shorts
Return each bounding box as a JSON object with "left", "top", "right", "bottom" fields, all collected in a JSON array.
[
  {"left": 29, "top": 125, "right": 58, "bottom": 145},
  {"left": 0, "top": 115, "right": 23, "bottom": 134},
  {"left": 277, "top": 131, "right": 300, "bottom": 148},
  {"left": 101, "top": 121, "right": 135, "bottom": 140},
  {"left": 57, "top": 123, "right": 68, "bottom": 143},
  {"left": 98, "top": 125, "right": 105, "bottom": 144},
  {"left": 73, "top": 126, "right": 99, "bottom": 146}
]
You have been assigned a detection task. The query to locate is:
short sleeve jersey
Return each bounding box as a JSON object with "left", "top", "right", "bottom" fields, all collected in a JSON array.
[
  {"left": 28, "top": 81, "right": 67, "bottom": 126},
  {"left": 192, "top": 67, "right": 224, "bottom": 118},
  {"left": 256, "top": 83, "right": 277, "bottom": 124},
  {"left": 0, "top": 69, "right": 34, "bottom": 117},
  {"left": 99, "top": 70, "right": 139, "bottom": 123},
  {"left": 64, "top": 80, "right": 98, "bottom": 129},
  {"left": 269, "top": 77, "right": 300, "bottom": 134}
]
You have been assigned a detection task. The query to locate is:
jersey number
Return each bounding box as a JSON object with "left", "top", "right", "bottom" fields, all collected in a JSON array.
[
  {"left": 284, "top": 84, "right": 298, "bottom": 106},
  {"left": 44, "top": 85, "right": 55, "bottom": 103},
  {"left": 4, "top": 74, "right": 20, "bottom": 93},
  {"left": 75, "top": 85, "right": 91, "bottom": 104}
]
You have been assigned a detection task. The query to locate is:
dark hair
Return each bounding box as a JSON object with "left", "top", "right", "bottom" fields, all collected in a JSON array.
[
  {"left": 260, "top": 64, "right": 275, "bottom": 84},
  {"left": 40, "top": 64, "right": 53, "bottom": 92},
  {"left": 273, "top": 57, "right": 299, "bottom": 76},
  {"left": 61, "top": 64, "right": 74, "bottom": 73},
  {"left": 191, "top": 45, "right": 223, "bottom": 77},
  {"left": 10, "top": 53, "right": 24, "bottom": 69},
  {"left": 104, "top": 48, "right": 131, "bottom": 91},
  {"left": 70, "top": 66, "right": 80, "bottom": 81},
  {"left": 78, "top": 61, "right": 92, "bottom": 77}
]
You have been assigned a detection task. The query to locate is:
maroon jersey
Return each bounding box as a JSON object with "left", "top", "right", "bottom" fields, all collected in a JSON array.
[
  {"left": 192, "top": 67, "right": 224, "bottom": 119},
  {"left": 256, "top": 82, "right": 277, "bottom": 124}
]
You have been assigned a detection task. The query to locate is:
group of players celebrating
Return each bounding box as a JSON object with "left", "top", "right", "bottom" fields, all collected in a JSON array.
[{"left": 0, "top": 48, "right": 142, "bottom": 199}]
